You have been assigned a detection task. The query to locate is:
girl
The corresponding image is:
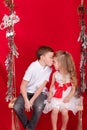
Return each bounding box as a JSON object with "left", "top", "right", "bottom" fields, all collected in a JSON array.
[{"left": 43, "top": 50, "right": 79, "bottom": 130}]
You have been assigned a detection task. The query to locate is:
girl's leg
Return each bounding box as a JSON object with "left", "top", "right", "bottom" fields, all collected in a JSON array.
[
  {"left": 51, "top": 108, "right": 59, "bottom": 130},
  {"left": 61, "top": 108, "right": 69, "bottom": 130}
]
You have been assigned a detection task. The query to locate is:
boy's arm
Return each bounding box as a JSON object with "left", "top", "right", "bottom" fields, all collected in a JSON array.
[
  {"left": 20, "top": 80, "right": 32, "bottom": 112},
  {"left": 30, "top": 80, "right": 48, "bottom": 105}
]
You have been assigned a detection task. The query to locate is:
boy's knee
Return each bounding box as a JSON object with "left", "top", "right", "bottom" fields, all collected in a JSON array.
[
  {"left": 35, "top": 103, "right": 44, "bottom": 112},
  {"left": 13, "top": 103, "right": 20, "bottom": 113}
]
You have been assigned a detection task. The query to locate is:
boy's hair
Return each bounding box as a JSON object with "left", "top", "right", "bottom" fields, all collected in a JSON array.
[
  {"left": 36, "top": 46, "right": 54, "bottom": 60},
  {"left": 54, "top": 50, "right": 78, "bottom": 87}
]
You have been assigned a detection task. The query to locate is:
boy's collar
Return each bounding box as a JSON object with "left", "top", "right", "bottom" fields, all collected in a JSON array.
[{"left": 37, "top": 60, "right": 47, "bottom": 69}]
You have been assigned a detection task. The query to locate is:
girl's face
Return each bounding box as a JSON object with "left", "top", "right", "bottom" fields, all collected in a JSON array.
[{"left": 53, "top": 57, "right": 61, "bottom": 70}]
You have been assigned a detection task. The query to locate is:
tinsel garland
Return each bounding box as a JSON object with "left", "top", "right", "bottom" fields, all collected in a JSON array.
[
  {"left": 77, "top": 3, "right": 87, "bottom": 130},
  {"left": 78, "top": 4, "right": 87, "bottom": 93},
  {"left": 0, "top": 0, "right": 20, "bottom": 102},
  {"left": 0, "top": 1, "right": 20, "bottom": 130},
  {"left": 4, "top": 0, "right": 14, "bottom": 12}
]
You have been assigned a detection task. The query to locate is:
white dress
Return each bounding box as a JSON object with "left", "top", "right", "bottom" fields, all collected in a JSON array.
[{"left": 43, "top": 71, "right": 81, "bottom": 115}]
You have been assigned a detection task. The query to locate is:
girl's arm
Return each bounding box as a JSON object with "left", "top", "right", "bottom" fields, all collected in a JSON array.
[
  {"left": 63, "top": 85, "right": 76, "bottom": 103},
  {"left": 47, "top": 73, "right": 55, "bottom": 102}
]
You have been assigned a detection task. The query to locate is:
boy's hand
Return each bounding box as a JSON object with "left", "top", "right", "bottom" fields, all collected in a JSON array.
[{"left": 25, "top": 100, "right": 32, "bottom": 112}]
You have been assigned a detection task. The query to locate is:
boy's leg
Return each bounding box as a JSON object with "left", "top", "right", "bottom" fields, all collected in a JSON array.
[
  {"left": 13, "top": 94, "right": 30, "bottom": 128},
  {"left": 51, "top": 108, "right": 59, "bottom": 130},
  {"left": 61, "top": 108, "right": 69, "bottom": 130},
  {"left": 27, "top": 93, "right": 47, "bottom": 130}
]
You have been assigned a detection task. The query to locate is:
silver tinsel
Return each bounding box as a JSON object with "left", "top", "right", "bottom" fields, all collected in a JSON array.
[
  {"left": 78, "top": 25, "right": 87, "bottom": 93},
  {"left": 0, "top": 6, "right": 20, "bottom": 101}
]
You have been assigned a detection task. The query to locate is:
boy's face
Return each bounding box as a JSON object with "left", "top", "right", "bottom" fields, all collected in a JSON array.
[
  {"left": 53, "top": 57, "right": 61, "bottom": 70},
  {"left": 43, "top": 52, "right": 54, "bottom": 66}
]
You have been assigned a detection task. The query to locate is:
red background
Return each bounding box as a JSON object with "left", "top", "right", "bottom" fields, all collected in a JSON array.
[{"left": 0, "top": 0, "right": 87, "bottom": 130}]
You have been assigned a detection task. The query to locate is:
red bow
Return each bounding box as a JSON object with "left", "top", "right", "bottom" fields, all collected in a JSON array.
[{"left": 53, "top": 82, "right": 71, "bottom": 98}]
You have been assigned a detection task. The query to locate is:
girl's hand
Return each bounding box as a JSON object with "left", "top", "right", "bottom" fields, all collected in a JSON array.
[
  {"left": 47, "top": 96, "right": 52, "bottom": 103},
  {"left": 63, "top": 96, "right": 70, "bottom": 103},
  {"left": 47, "top": 92, "right": 53, "bottom": 103}
]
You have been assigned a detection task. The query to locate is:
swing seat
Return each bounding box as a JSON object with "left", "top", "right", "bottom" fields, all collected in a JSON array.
[
  {"left": 8, "top": 97, "right": 17, "bottom": 109},
  {"left": 77, "top": 104, "right": 83, "bottom": 111}
]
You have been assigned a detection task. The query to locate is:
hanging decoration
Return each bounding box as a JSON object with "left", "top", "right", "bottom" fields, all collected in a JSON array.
[
  {"left": 78, "top": 0, "right": 87, "bottom": 93},
  {"left": 77, "top": 1, "right": 87, "bottom": 130},
  {"left": 0, "top": 1, "right": 20, "bottom": 130},
  {"left": 0, "top": 0, "right": 20, "bottom": 102}
]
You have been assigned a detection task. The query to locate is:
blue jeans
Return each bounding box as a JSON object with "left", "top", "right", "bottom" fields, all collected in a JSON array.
[{"left": 13, "top": 92, "right": 47, "bottom": 130}]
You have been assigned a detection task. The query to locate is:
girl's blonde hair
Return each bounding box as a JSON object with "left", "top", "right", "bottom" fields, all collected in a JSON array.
[{"left": 54, "top": 50, "right": 77, "bottom": 87}]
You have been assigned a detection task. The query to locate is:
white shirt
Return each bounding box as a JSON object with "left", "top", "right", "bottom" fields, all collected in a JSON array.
[{"left": 23, "top": 60, "right": 52, "bottom": 93}]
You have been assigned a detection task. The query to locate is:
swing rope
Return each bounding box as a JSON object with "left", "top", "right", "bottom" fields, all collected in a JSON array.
[{"left": 8, "top": 56, "right": 20, "bottom": 130}]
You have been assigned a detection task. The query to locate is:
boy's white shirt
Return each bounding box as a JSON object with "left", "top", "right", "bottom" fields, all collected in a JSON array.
[{"left": 23, "top": 60, "right": 52, "bottom": 93}]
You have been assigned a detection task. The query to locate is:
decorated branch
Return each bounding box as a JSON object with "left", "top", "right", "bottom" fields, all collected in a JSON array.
[{"left": 0, "top": 0, "right": 20, "bottom": 102}]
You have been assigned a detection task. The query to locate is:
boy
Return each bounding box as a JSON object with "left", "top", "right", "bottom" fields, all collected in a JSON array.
[{"left": 13, "top": 46, "right": 54, "bottom": 130}]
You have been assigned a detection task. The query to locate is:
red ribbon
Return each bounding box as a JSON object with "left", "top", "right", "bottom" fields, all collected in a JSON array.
[{"left": 53, "top": 82, "right": 71, "bottom": 98}]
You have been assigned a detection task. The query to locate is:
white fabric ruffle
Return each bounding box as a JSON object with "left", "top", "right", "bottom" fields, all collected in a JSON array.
[{"left": 43, "top": 96, "right": 82, "bottom": 115}]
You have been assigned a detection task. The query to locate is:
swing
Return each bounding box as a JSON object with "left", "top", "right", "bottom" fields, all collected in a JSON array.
[
  {"left": 8, "top": 97, "right": 17, "bottom": 109},
  {"left": 0, "top": 1, "right": 86, "bottom": 130}
]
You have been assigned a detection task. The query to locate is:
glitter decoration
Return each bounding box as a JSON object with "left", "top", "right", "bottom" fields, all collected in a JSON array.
[
  {"left": 78, "top": 4, "right": 87, "bottom": 94},
  {"left": 0, "top": 0, "right": 20, "bottom": 102}
]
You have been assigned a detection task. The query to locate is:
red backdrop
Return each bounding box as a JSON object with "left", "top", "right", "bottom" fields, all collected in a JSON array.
[{"left": 0, "top": 0, "right": 87, "bottom": 130}]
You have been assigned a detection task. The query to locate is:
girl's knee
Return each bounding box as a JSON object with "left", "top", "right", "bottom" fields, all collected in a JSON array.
[
  {"left": 52, "top": 108, "right": 59, "bottom": 115},
  {"left": 61, "top": 108, "right": 68, "bottom": 116}
]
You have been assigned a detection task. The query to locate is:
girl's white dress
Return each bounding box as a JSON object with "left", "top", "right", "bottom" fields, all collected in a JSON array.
[{"left": 43, "top": 71, "right": 81, "bottom": 115}]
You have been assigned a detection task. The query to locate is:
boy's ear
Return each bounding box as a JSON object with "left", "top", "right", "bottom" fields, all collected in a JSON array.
[{"left": 40, "top": 55, "right": 44, "bottom": 60}]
